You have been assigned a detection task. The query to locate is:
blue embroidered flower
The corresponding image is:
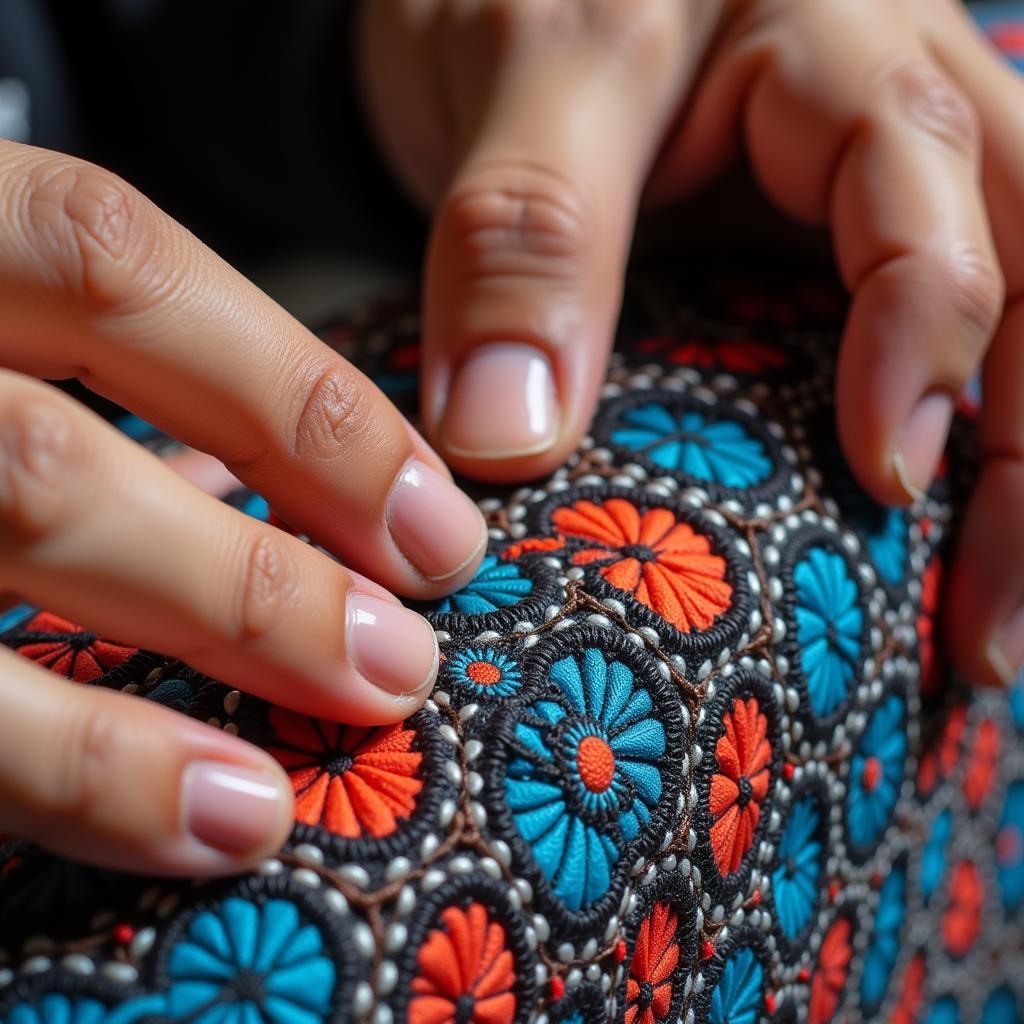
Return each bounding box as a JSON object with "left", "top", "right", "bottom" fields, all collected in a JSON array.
[
  {"left": 504, "top": 648, "right": 667, "bottom": 911},
  {"left": 0, "top": 603, "right": 35, "bottom": 634},
  {"left": 432, "top": 555, "right": 533, "bottom": 615},
  {"left": 772, "top": 797, "right": 822, "bottom": 939},
  {"left": 924, "top": 997, "right": 960, "bottom": 1024},
  {"left": 848, "top": 696, "right": 907, "bottom": 851},
  {"left": 3, "top": 995, "right": 113, "bottom": 1024},
  {"left": 162, "top": 896, "right": 335, "bottom": 1023},
  {"left": 860, "top": 864, "right": 907, "bottom": 1014},
  {"left": 240, "top": 493, "right": 270, "bottom": 521},
  {"left": 981, "top": 987, "right": 1019, "bottom": 1024},
  {"left": 708, "top": 948, "right": 763, "bottom": 1024},
  {"left": 610, "top": 404, "right": 772, "bottom": 488},
  {"left": 921, "top": 809, "right": 953, "bottom": 904},
  {"left": 862, "top": 508, "right": 908, "bottom": 586},
  {"left": 996, "top": 780, "right": 1024, "bottom": 912},
  {"left": 793, "top": 548, "right": 863, "bottom": 717},
  {"left": 447, "top": 647, "right": 522, "bottom": 698},
  {"left": 1010, "top": 681, "right": 1024, "bottom": 732}
]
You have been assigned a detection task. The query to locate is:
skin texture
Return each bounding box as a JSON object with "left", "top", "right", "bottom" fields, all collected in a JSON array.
[
  {"left": 0, "top": 141, "right": 488, "bottom": 874},
  {"left": 359, "top": 0, "right": 1024, "bottom": 690}
]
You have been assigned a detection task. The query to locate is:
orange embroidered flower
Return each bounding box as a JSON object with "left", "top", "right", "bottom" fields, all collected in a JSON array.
[
  {"left": 266, "top": 709, "right": 423, "bottom": 838},
  {"left": 963, "top": 719, "right": 1000, "bottom": 812},
  {"left": 709, "top": 697, "right": 771, "bottom": 875},
  {"left": 410, "top": 902, "right": 516, "bottom": 1024},
  {"left": 809, "top": 917, "right": 852, "bottom": 1024},
  {"left": 917, "top": 704, "right": 967, "bottom": 797},
  {"left": 13, "top": 612, "right": 137, "bottom": 682},
  {"left": 550, "top": 499, "right": 732, "bottom": 633},
  {"left": 626, "top": 903, "right": 680, "bottom": 1024},
  {"left": 943, "top": 861, "right": 982, "bottom": 959}
]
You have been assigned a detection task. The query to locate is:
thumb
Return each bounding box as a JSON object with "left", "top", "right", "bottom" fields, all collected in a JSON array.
[{"left": 420, "top": 4, "right": 688, "bottom": 482}]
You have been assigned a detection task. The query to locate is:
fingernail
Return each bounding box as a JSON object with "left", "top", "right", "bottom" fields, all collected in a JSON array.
[
  {"left": 442, "top": 343, "right": 558, "bottom": 458},
  {"left": 988, "top": 606, "right": 1024, "bottom": 686},
  {"left": 346, "top": 592, "right": 438, "bottom": 695},
  {"left": 387, "top": 458, "right": 486, "bottom": 581},
  {"left": 892, "top": 392, "right": 954, "bottom": 502},
  {"left": 182, "top": 761, "right": 286, "bottom": 854}
]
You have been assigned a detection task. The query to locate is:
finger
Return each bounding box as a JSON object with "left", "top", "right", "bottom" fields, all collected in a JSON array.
[
  {"left": 741, "top": 6, "right": 1002, "bottom": 505},
  {"left": 1, "top": 372, "right": 439, "bottom": 724},
  {"left": 416, "top": 2, "right": 688, "bottom": 481},
  {"left": 0, "top": 646, "right": 293, "bottom": 875},
  {"left": 923, "top": 6, "right": 1024, "bottom": 683},
  {"left": 0, "top": 141, "right": 485, "bottom": 596}
]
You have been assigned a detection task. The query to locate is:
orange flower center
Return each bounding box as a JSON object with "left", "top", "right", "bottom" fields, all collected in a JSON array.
[
  {"left": 862, "top": 756, "right": 883, "bottom": 794},
  {"left": 577, "top": 735, "right": 616, "bottom": 792},
  {"left": 466, "top": 660, "right": 502, "bottom": 686}
]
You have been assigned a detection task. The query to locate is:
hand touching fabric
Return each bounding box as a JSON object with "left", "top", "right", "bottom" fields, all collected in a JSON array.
[
  {"left": 0, "top": 140, "right": 487, "bottom": 874},
  {"left": 360, "top": 0, "right": 1024, "bottom": 689}
]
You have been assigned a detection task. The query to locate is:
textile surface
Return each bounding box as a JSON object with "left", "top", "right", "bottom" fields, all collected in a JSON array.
[{"left": 0, "top": 248, "right": 1021, "bottom": 1024}]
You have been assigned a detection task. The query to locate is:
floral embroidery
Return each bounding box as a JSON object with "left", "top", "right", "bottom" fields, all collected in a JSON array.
[
  {"left": 267, "top": 709, "right": 423, "bottom": 838},
  {"left": 409, "top": 903, "right": 516, "bottom": 1024},
  {"left": 917, "top": 705, "right": 967, "bottom": 797},
  {"left": 996, "top": 780, "right": 1024, "bottom": 912},
  {"left": 432, "top": 555, "right": 534, "bottom": 615},
  {"left": 447, "top": 648, "right": 522, "bottom": 699},
  {"left": 1, "top": 995, "right": 116, "bottom": 1024},
  {"left": 163, "top": 897, "right": 335, "bottom": 1023},
  {"left": 634, "top": 336, "right": 789, "bottom": 374},
  {"left": 708, "top": 948, "right": 763, "bottom": 1024},
  {"left": 963, "top": 719, "right": 1000, "bottom": 812},
  {"left": 809, "top": 917, "right": 852, "bottom": 1024},
  {"left": 860, "top": 866, "right": 906, "bottom": 1014},
  {"left": 609, "top": 404, "right": 772, "bottom": 488},
  {"left": 793, "top": 548, "right": 862, "bottom": 717},
  {"left": 921, "top": 810, "right": 952, "bottom": 905},
  {"left": 504, "top": 648, "right": 667, "bottom": 910},
  {"left": 709, "top": 697, "right": 771, "bottom": 876},
  {"left": 772, "top": 798, "right": 822, "bottom": 938},
  {"left": 551, "top": 499, "right": 732, "bottom": 633},
  {"left": 11, "top": 612, "right": 137, "bottom": 682},
  {"left": 862, "top": 508, "right": 908, "bottom": 586},
  {"left": 943, "top": 861, "right": 982, "bottom": 959},
  {"left": 891, "top": 953, "right": 926, "bottom": 1024},
  {"left": 0, "top": 604, "right": 34, "bottom": 633},
  {"left": 626, "top": 903, "right": 681, "bottom": 1024},
  {"left": 981, "top": 987, "right": 1019, "bottom": 1024},
  {"left": 924, "top": 997, "right": 960, "bottom": 1024},
  {"left": 917, "top": 558, "right": 944, "bottom": 696},
  {"left": 848, "top": 696, "right": 907, "bottom": 851}
]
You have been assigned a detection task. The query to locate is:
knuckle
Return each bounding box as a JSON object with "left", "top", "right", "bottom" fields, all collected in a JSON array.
[
  {"left": 54, "top": 700, "right": 119, "bottom": 821},
  {"left": 235, "top": 529, "right": 298, "bottom": 641},
  {"left": 886, "top": 62, "right": 979, "bottom": 156},
  {"left": 291, "top": 363, "right": 380, "bottom": 463},
  {"left": 0, "top": 389, "right": 79, "bottom": 541},
  {"left": 934, "top": 241, "right": 1005, "bottom": 345},
  {"left": 20, "top": 159, "right": 171, "bottom": 311},
  {"left": 439, "top": 166, "right": 589, "bottom": 284}
]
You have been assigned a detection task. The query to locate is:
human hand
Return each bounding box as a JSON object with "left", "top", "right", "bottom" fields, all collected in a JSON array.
[
  {"left": 360, "top": 0, "right": 1024, "bottom": 688},
  {"left": 0, "top": 140, "right": 487, "bottom": 874}
]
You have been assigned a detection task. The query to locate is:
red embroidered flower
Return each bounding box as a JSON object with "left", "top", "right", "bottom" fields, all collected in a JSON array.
[
  {"left": 410, "top": 902, "right": 516, "bottom": 1024},
  {"left": 266, "top": 709, "right": 423, "bottom": 838},
  {"left": 943, "top": 861, "right": 982, "bottom": 959},
  {"left": 917, "top": 558, "right": 943, "bottom": 697},
  {"left": 626, "top": 902, "right": 680, "bottom": 1024},
  {"left": 550, "top": 499, "right": 732, "bottom": 633},
  {"left": 12, "top": 612, "right": 137, "bottom": 682},
  {"left": 917, "top": 704, "right": 967, "bottom": 796},
  {"left": 963, "top": 719, "right": 1000, "bottom": 812},
  {"left": 709, "top": 697, "right": 771, "bottom": 875},
  {"left": 634, "top": 336, "right": 788, "bottom": 374},
  {"left": 889, "top": 952, "right": 925, "bottom": 1024},
  {"left": 809, "top": 917, "right": 852, "bottom": 1024}
]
